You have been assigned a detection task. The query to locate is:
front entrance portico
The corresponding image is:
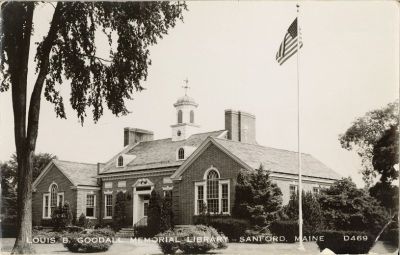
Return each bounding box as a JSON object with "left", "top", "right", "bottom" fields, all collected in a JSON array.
[{"left": 132, "top": 178, "right": 154, "bottom": 226}]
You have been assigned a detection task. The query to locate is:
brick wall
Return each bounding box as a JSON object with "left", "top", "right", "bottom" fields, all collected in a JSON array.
[
  {"left": 32, "top": 165, "right": 76, "bottom": 226},
  {"left": 173, "top": 143, "right": 244, "bottom": 225},
  {"left": 99, "top": 173, "right": 172, "bottom": 226}
]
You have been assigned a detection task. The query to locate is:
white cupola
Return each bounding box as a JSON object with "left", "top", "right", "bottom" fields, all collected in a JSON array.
[{"left": 171, "top": 79, "right": 200, "bottom": 141}]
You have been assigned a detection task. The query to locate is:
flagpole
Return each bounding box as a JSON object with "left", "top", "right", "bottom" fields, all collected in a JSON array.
[{"left": 296, "top": 3, "right": 305, "bottom": 251}]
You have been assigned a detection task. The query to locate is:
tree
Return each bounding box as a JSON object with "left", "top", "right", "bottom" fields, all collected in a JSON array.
[
  {"left": 339, "top": 101, "right": 398, "bottom": 186},
  {"left": 114, "top": 191, "right": 127, "bottom": 230},
  {"left": 369, "top": 181, "right": 399, "bottom": 214},
  {"left": 284, "top": 191, "right": 324, "bottom": 234},
  {"left": 232, "top": 165, "right": 283, "bottom": 226},
  {"left": 160, "top": 191, "right": 174, "bottom": 232},
  {"left": 0, "top": 2, "right": 186, "bottom": 253},
  {"left": 318, "top": 178, "right": 389, "bottom": 236},
  {"left": 0, "top": 153, "right": 55, "bottom": 221},
  {"left": 147, "top": 190, "right": 162, "bottom": 236}
]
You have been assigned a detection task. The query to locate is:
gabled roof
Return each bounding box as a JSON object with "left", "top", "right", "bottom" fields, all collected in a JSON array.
[
  {"left": 172, "top": 137, "right": 341, "bottom": 180},
  {"left": 53, "top": 160, "right": 98, "bottom": 186},
  {"left": 100, "top": 130, "right": 227, "bottom": 174},
  {"left": 33, "top": 159, "right": 98, "bottom": 189}
]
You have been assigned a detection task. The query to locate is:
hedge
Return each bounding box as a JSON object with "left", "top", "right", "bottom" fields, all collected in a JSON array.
[
  {"left": 194, "top": 216, "right": 250, "bottom": 242},
  {"left": 316, "top": 230, "right": 374, "bottom": 254},
  {"left": 269, "top": 220, "right": 298, "bottom": 243}
]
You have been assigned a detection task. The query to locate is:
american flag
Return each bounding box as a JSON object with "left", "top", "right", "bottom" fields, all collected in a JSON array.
[{"left": 276, "top": 18, "right": 303, "bottom": 65}]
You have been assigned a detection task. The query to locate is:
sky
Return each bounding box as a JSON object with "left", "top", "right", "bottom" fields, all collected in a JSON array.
[{"left": 0, "top": 1, "right": 398, "bottom": 187}]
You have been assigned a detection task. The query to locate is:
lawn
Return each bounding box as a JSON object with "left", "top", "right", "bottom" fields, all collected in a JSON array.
[{"left": 0, "top": 238, "right": 397, "bottom": 255}]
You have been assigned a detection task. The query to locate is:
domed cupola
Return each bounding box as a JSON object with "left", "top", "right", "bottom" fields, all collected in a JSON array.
[{"left": 171, "top": 79, "right": 200, "bottom": 141}]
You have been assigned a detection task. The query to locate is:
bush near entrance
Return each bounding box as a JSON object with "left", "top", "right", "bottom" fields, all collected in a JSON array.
[
  {"left": 64, "top": 228, "right": 115, "bottom": 253},
  {"left": 157, "top": 225, "right": 227, "bottom": 254}
]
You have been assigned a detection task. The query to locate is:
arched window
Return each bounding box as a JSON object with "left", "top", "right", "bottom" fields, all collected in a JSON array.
[
  {"left": 117, "top": 156, "right": 123, "bottom": 167},
  {"left": 177, "top": 110, "right": 183, "bottom": 124},
  {"left": 178, "top": 148, "right": 185, "bottom": 160},
  {"left": 50, "top": 184, "right": 58, "bottom": 214},
  {"left": 206, "top": 170, "right": 219, "bottom": 213},
  {"left": 190, "top": 110, "right": 194, "bottom": 123}
]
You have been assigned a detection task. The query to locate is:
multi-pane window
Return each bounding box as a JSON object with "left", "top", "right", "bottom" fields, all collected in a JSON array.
[
  {"left": 43, "top": 195, "right": 49, "bottom": 218},
  {"left": 178, "top": 148, "right": 185, "bottom": 160},
  {"left": 50, "top": 184, "right": 58, "bottom": 214},
  {"left": 207, "top": 170, "right": 219, "bottom": 213},
  {"left": 197, "top": 185, "right": 204, "bottom": 214},
  {"left": 222, "top": 183, "right": 229, "bottom": 213},
  {"left": 195, "top": 169, "right": 230, "bottom": 215},
  {"left": 313, "top": 187, "right": 320, "bottom": 194},
  {"left": 86, "top": 194, "right": 95, "bottom": 218},
  {"left": 105, "top": 194, "right": 113, "bottom": 218},
  {"left": 58, "top": 194, "right": 64, "bottom": 207},
  {"left": 117, "top": 156, "right": 123, "bottom": 167},
  {"left": 289, "top": 185, "right": 298, "bottom": 196}
]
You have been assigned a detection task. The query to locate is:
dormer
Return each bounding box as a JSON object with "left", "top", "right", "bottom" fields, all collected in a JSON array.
[
  {"left": 175, "top": 146, "right": 197, "bottom": 161},
  {"left": 116, "top": 154, "right": 136, "bottom": 167}
]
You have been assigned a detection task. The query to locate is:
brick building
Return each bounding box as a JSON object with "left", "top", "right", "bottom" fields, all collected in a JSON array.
[{"left": 32, "top": 94, "right": 340, "bottom": 226}]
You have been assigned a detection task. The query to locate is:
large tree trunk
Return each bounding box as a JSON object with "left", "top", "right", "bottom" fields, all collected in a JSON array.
[
  {"left": 6, "top": 2, "right": 62, "bottom": 253},
  {"left": 2, "top": 2, "right": 35, "bottom": 254}
]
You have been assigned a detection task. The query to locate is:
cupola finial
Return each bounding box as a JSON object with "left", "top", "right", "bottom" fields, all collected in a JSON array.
[{"left": 182, "top": 78, "right": 190, "bottom": 96}]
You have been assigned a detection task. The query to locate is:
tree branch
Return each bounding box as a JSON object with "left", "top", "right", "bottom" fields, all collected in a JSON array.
[
  {"left": 76, "top": 52, "right": 112, "bottom": 63},
  {"left": 27, "top": 2, "right": 63, "bottom": 151}
]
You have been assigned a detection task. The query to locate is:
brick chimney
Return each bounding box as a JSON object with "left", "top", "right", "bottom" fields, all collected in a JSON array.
[
  {"left": 124, "top": 128, "right": 154, "bottom": 146},
  {"left": 224, "top": 110, "right": 256, "bottom": 144}
]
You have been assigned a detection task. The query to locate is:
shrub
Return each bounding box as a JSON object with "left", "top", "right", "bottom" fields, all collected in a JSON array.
[
  {"left": 156, "top": 230, "right": 180, "bottom": 254},
  {"left": 148, "top": 190, "right": 162, "bottom": 236},
  {"left": 157, "top": 225, "right": 227, "bottom": 254},
  {"left": 284, "top": 191, "right": 324, "bottom": 234},
  {"left": 134, "top": 225, "right": 152, "bottom": 238},
  {"left": 64, "top": 228, "right": 115, "bottom": 253},
  {"left": 77, "top": 213, "right": 94, "bottom": 229},
  {"left": 160, "top": 192, "right": 174, "bottom": 232},
  {"left": 316, "top": 230, "right": 374, "bottom": 254},
  {"left": 319, "top": 178, "right": 389, "bottom": 235},
  {"left": 380, "top": 225, "right": 399, "bottom": 247},
  {"left": 269, "top": 220, "right": 298, "bottom": 243},
  {"left": 232, "top": 165, "right": 283, "bottom": 227},
  {"left": 51, "top": 201, "right": 73, "bottom": 231},
  {"left": 113, "top": 191, "right": 127, "bottom": 230},
  {"left": 194, "top": 216, "right": 250, "bottom": 242}
]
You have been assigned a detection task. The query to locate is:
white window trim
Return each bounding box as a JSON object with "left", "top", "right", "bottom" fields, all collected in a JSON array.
[
  {"left": 86, "top": 194, "right": 96, "bottom": 219},
  {"left": 194, "top": 170, "right": 230, "bottom": 216},
  {"left": 219, "top": 180, "right": 230, "bottom": 215},
  {"left": 42, "top": 193, "right": 50, "bottom": 219},
  {"left": 42, "top": 191, "right": 64, "bottom": 219},
  {"left": 104, "top": 194, "right": 113, "bottom": 219}
]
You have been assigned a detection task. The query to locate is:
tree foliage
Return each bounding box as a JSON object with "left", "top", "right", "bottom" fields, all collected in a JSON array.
[
  {"left": 232, "top": 165, "right": 283, "bottom": 226},
  {"left": 318, "top": 178, "right": 389, "bottom": 235},
  {"left": 339, "top": 101, "right": 398, "bottom": 186},
  {"left": 0, "top": 153, "right": 55, "bottom": 220},
  {"left": 1, "top": 2, "right": 187, "bottom": 122},
  {"left": 284, "top": 191, "right": 324, "bottom": 234},
  {"left": 1, "top": 2, "right": 186, "bottom": 252},
  {"left": 369, "top": 181, "right": 399, "bottom": 214}
]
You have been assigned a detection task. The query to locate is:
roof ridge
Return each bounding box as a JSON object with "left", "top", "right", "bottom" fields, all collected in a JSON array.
[
  {"left": 53, "top": 159, "right": 97, "bottom": 166},
  {"left": 212, "top": 137, "right": 312, "bottom": 156},
  {"left": 190, "top": 129, "right": 226, "bottom": 136}
]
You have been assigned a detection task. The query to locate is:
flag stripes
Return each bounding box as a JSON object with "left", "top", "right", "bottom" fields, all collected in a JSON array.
[{"left": 276, "top": 18, "right": 303, "bottom": 65}]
